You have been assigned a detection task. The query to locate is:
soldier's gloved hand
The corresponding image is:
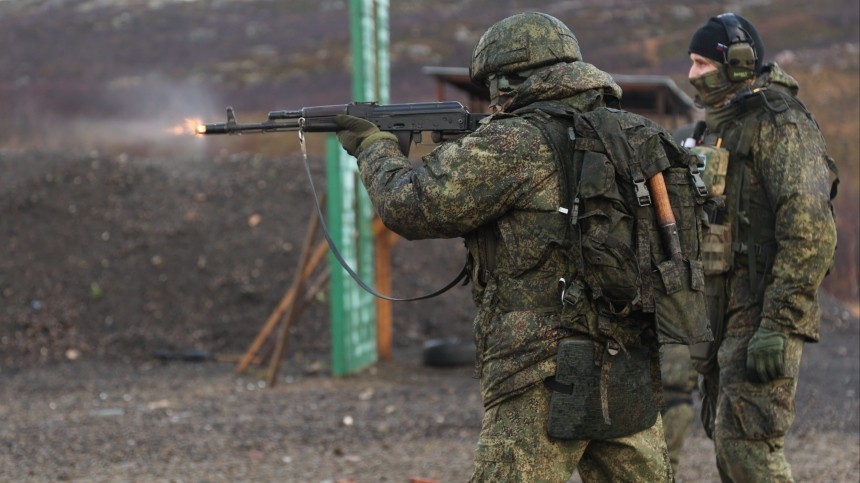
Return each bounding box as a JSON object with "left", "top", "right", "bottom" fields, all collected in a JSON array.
[
  {"left": 334, "top": 114, "right": 397, "bottom": 157},
  {"left": 746, "top": 326, "right": 788, "bottom": 383}
]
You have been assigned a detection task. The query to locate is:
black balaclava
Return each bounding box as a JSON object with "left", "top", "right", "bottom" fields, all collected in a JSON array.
[{"left": 688, "top": 13, "right": 765, "bottom": 106}]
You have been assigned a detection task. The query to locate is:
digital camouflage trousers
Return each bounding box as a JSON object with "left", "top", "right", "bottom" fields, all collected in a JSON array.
[
  {"left": 703, "top": 332, "right": 803, "bottom": 482},
  {"left": 469, "top": 382, "right": 672, "bottom": 482}
]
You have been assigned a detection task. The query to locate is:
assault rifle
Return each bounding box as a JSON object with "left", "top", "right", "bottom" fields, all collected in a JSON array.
[{"left": 197, "top": 101, "right": 487, "bottom": 155}]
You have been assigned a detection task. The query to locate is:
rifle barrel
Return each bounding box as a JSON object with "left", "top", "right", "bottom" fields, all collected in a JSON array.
[{"left": 198, "top": 119, "right": 302, "bottom": 135}]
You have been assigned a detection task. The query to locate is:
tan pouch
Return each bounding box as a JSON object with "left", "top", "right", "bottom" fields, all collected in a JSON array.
[
  {"left": 702, "top": 223, "right": 732, "bottom": 275},
  {"left": 691, "top": 145, "right": 730, "bottom": 197}
]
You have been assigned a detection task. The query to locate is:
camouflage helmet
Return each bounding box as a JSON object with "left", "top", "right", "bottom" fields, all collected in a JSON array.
[{"left": 470, "top": 12, "right": 582, "bottom": 85}]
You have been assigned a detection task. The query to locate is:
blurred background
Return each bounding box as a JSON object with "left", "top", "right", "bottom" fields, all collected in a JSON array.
[{"left": 1, "top": 0, "right": 857, "bottom": 369}]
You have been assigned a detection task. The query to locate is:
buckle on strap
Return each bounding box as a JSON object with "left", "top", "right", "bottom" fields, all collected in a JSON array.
[
  {"left": 634, "top": 179, "right": 651, "bottom": 206},
  {"left": 690, "top": 165, "right": 709, "bottom": 197}
]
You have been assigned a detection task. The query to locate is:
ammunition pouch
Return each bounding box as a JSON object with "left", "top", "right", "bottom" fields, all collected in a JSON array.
[
  {"left": 653, "top": 258, "right": 711, "bottom": 345},
  {"left": 702, "top": 222, "right": 733, "bottom": 275},
  {"left": 546, "top": 337, "right": 658, "bottom": 440},
  {"left": 695, "top": 143, "right": 732, "bottom": 277},
  {"left": 647, "top": 168, "right": 712, "bottom": 346}
]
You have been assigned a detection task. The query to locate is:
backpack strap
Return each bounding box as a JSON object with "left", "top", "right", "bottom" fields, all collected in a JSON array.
[
  {"left": 516, "top": 105, "right": 599, "bottom": 337},
  {"left": 580, "top": 110, "right": 656, "bottom": 313},
  {"left": 623, "top": 150, "right": 656, "bottom": 313}
]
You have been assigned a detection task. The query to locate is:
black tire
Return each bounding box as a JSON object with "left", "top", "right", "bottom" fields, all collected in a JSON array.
[{"left": 421, "top": 338, "right": 475, "bottom": 367}]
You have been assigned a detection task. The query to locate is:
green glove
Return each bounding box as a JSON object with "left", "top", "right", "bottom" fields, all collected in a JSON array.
[
  {"left": 334, "top": 114, "right": 397, "bottom": 156},
  {"left": 746, "top": 326, "right": 788, "bottom": 383}
]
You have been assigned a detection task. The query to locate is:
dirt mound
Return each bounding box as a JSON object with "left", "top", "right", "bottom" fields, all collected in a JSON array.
[{"left": 0, "top": 147, "right": 474, "bottom": 370}]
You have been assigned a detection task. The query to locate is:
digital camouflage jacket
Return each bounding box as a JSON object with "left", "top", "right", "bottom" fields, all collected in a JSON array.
[
  {"left": 703, "top": 62, "right": 837, "bottom": 341},
  {"left": 356, "top": 61, "right": 660, "bottom": 408}
]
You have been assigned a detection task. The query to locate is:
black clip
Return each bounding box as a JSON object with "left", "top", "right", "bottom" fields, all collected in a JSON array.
[
  {"left": 570, "top": 197, "right": 580, "bottom": 225},
  {"left": 634, "top": 179, "right": 651, "bottom": 206},
  {"left": 689, "top": 165, "right": 709, "bottom": 197}
]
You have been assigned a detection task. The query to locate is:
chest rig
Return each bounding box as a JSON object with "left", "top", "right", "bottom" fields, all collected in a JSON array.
[{"left": 695, "top": 89, "right": 840, "bottom": 293}]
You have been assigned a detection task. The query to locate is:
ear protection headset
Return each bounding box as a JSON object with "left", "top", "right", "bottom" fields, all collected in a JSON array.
[{"left": 716, "top": 13, "right": 757, "bottom": 82}]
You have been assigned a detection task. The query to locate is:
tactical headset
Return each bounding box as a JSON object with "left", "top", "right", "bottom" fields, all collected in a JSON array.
[{"left": 715, "top": 13, "right": 758, "bottom": 82}]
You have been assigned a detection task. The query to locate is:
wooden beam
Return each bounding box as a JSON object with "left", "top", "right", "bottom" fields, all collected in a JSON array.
[{"left": 373, "top": 217, "right": 399, "bottom": 360}]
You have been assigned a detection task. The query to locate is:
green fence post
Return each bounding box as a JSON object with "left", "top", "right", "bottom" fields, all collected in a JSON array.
[{"left": 327, "top": 0, "right": 389, "bottom": 376}]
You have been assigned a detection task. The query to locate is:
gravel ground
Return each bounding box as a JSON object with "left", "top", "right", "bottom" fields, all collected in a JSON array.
[{"left": 2, "top": 306, "right": 858, "bottom": 483}]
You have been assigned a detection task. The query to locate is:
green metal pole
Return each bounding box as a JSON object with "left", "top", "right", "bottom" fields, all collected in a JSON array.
[{"left": 328, "top": 0, "right": 388, "bottom": 376}]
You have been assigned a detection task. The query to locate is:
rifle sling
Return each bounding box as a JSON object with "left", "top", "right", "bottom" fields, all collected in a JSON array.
[{"left": 299, "top": 131, "right": 468, "bottom": 302}]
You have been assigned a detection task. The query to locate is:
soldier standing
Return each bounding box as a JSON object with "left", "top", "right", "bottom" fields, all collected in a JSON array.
[
  {"left": 685, "top": 13, "right": 837, "bottom": 481},
  {"left": 334, "top": 11, "right": 714, "bottom": 482}
]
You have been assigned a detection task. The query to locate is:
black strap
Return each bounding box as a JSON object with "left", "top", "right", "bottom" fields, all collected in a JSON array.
[
  {"left": 300, "top": 143, "right": 468, "bottom": 302},
  {"left": 544, "top": 376, "right": 575, "bottom": 395}
]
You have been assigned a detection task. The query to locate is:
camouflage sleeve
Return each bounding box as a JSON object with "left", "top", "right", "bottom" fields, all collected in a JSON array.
[
  {"left": 355, "top": 116, "right": 558, "bottom": 240},
  {"left": 752, "top": 110, "right": 837, "bottom": 338}
]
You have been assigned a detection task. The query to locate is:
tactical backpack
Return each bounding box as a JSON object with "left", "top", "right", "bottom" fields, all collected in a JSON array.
[
  {"left": 517, "top": 101, "right": 713, "bottom": 346},
  {"left": 514, "top": 101, "right": 712, "bottom": 440}
]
